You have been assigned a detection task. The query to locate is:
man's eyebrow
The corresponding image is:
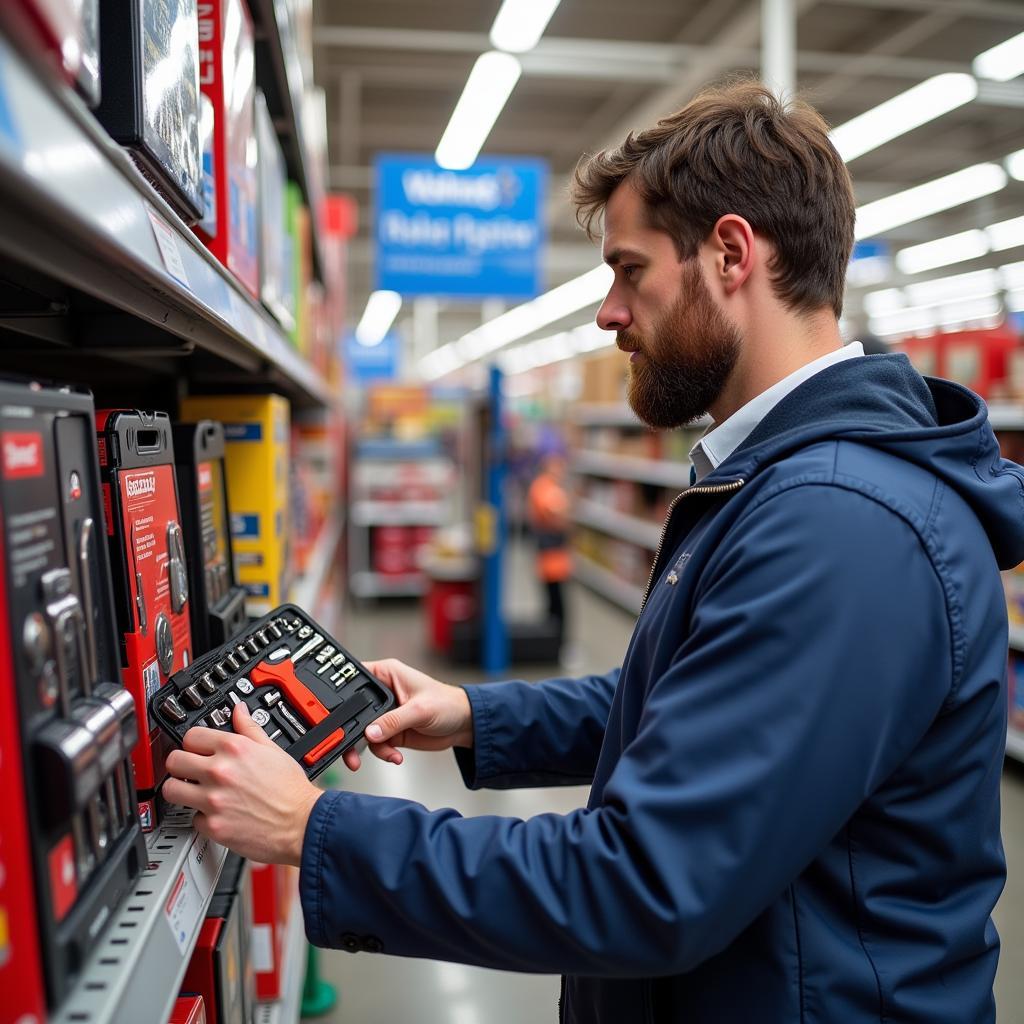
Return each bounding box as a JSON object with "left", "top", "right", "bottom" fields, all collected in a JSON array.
[{"left": 603, "top": 248, "right": 645, "bottom": 267}]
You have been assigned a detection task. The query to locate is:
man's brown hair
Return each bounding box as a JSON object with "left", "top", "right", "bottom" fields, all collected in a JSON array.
[{"left": 571, "top": 79, "right": 855, "bottom": 318}]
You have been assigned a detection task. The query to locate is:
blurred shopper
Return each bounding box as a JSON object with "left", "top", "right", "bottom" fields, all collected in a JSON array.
[
  {"left": 166, "top": 81, "right": 1024, "bottom": 1024},
  {"left": 526, "top": 453, "right": 571, "bottom": 644}
]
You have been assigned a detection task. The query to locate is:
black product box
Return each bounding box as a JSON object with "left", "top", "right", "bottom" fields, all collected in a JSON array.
[
  {"left": 173, "top": 421, "right": 247, "bottom": 656},
  {"left": 94, "top": 0, "right": 204, "bottom": 223},
  {"left": 0, "top": 380, "right": 145, "bottom": 1008}
]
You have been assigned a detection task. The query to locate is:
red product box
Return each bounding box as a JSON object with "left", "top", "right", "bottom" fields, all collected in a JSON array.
[
  {"left": 96, "top": 411, "right": 193, "bottom": 802},
  {"left": 195, "top": 0, "right": 259, "bottom": 296},
  {"left": 249, "top": 862, "right": 297, "bottom": 1001},
  {"left": 169, "top": 994, "right": 207, "bottom": 1024}
]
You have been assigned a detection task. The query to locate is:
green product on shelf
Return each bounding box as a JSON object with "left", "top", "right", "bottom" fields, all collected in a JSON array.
[
  {"left": 285, "top": 180, "right": 310, "bottom": 354},
  {"left": 301, "top": 944, "right": 337, "bottom": 1017}
]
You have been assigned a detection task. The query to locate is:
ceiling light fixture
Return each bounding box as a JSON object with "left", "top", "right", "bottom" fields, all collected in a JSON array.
[
  {"left": 434, "top": 51, "right": 522, "bottom": 170},
  {"left": 895, "top": 229, "right": 989, "bottom": 276},
  {"left": 1005, "top": 148, "right": 1024, "bottom": 182},
  {"left": 972, "top": 29, "right": 1024, "bottom": 82},
  {"left": 490, "top": 0, "right": 562, "bottom": 54},
  {"left": 854, "top": 162, "right": 1007, "bottom": 241},
  {"left": 355, "top": 290, "right": 401, "bottom": 347},
  {"left": 829, "top": 74, "right": 978, "bottom": 164}
]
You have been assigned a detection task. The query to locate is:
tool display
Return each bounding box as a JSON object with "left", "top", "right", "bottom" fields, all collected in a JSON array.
[
  {"left": 150, "top": 604, "right": 395, "bottom": 779},
  {"left": 0, "top": 381, "right": 145, "bottom": 1010},
  {"left": 96, "top": 409, "right": 193, "bottom": 826},
  {"left": 173, "top": 420, "right": 247, "bottom": 652}
]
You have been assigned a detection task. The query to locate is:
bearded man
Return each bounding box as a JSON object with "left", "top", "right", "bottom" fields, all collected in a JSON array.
[{"left": 165, "top": 81, "right": 1024, "bottom": 1023}]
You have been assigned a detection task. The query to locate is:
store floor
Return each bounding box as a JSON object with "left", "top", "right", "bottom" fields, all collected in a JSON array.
[{"left": 305, "top": 546, "right": 1024, "bottom": 1023}]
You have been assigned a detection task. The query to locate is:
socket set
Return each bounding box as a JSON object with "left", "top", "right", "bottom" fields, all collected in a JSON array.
[{"left": 150, "top": 604, "right": 395, "bottom": 779}]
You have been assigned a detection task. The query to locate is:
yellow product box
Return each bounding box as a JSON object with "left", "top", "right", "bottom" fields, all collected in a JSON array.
[{"left": 180, "top": 394, "right": 291, "bottom": 616}]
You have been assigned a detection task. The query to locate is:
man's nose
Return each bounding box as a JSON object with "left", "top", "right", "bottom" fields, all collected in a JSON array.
[{"left": 596, "top": 293, "right": 631, "bottom": 332}]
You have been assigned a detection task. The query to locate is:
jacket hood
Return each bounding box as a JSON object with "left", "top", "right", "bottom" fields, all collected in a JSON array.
[{"left": 718, "top": 353, "right": 1024, "bottom": 570}]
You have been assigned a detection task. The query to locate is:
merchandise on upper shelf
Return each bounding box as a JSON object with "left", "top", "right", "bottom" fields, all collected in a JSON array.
[
  {"left": 95, "top": 0, "right": 204, "bottom": 223},
  {"left": 194, "top": 0, "right": 259, "bottom": 296},
  {"left": 255, "top": 90, "right": 294, "bottom": 331},
  {"left": 12, "top": 0, "right": 100, "bottom": 106}
]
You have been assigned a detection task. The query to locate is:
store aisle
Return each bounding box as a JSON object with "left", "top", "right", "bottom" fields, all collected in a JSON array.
[{"left": 308, "top": 576, "right": 1024, "bottom": 1023}]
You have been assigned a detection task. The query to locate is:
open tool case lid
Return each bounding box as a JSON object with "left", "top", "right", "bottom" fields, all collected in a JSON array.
[{"left": 149, "top": 604, "right": 395, "bottom": 780}]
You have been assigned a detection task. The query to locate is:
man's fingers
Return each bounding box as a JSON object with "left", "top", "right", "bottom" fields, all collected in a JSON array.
[
  {"left": 365, "top": 702, "right": 427, "bottom": 745},
  {"left": 162, "top": 776, "right": 209, "bottom": 812},
  {"left": 367, "top": 741, "right": 404, "bottom": 765},
  {"left": 232, "top": 701, "right": 275, "bottom": 744},
  {"left": 165, "top": 749, "right": 214, "bottom": 783},
  {"left": 182, "top": 725, "right": 231, "bottom": 754},
  {"left": 342, "top": 748, "right": 362, "bottom": 772}
]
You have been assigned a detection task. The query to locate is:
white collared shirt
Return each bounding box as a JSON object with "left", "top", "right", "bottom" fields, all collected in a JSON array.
[{"left": 689, "top": 342, "right": 865, "bottom": 483}]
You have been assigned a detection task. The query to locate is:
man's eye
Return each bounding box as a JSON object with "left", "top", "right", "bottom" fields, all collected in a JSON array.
[{"left": 622, "top": 265, "right": 638, "bottom": 280}]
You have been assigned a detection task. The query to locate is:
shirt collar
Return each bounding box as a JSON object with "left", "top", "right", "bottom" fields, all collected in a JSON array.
[{"left": 689, "top": 342, "right": 865, "bottom": 483}]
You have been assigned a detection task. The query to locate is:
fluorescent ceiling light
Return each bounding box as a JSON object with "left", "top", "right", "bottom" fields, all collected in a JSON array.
[
  {"left": 1006, "top": 148, "right": 1024, "bottom": 181},
  {"left": 987, "top": 215, "right": 1024, "bottom": 252},
  {"left": 895, "top": 229, "right": 988, "bottom": 276},
  {"left": 498, "top": 321, "right": 615, "bottom": 375},
  {"left": 829, "top": 74, "right": 977, "bottom": 164},
  {"left": 435, "top": 52, "right": 521, "bottom": 170},
  {"left": 905, "top": 267, "right": 999, "bottom": 306},
  {"left": 973, "top": 29, "right": 1024, "bottom": 82},
  {"left": 490, "top": 0, "right": 562, "bottom": 53},
  {"left": 456, "top": 264, "right": 612, "bottom": 362},
  {"left": 869, "top": 295, "right": 1003, "bottom": 339},
  {"left": 854, "top": 163, "right": 1007, "bottom": 241},
  {"left": 355, "top": 290, "right": 401, "bottom": 346}
]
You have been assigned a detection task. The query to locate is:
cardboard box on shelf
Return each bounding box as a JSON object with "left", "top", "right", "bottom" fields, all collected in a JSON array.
[
  {"left": 249, "top": 862, "right": 298, "bottom": 1001},
  {"left": 581, "top": 350, "right": 627, "bottom": 404},
  {"left": 180, "top": 395, "right": 290, "bottom": 617}
]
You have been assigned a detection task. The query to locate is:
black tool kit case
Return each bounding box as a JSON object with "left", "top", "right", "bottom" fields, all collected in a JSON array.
[{"left": 149, "top": 603, "right": 395, "bottom": 779}]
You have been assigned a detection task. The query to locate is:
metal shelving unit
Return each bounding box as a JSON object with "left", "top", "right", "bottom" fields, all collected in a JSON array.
[
  {"left": 351, "top": 500, "right": 450, "bottom": 526},
  {"left": 0, "top": 29, "right": 331, "bottom": 408},
  {"left": 573, "top": 555, "right": 644, "bottom": 615},
  {"left": 571, "top": 403, "right": 642, "bottom": 427},
  {"left": 1010, "top": 625, "right": 1024, "bottom": 653},
  {"left": 988, "top": 403, "right": 1024, "bottom": 432},
  {"left": 573, "top": 498, "right": 663, "bottom": 550},
  {"left": 290, "top": 514, "right": 345, "bottom": 609},
  {"left": 350, "top": 571, "right": 427, "bottom": 598},
  {"left": 52, "top": 809, "right": 228, "bottom": 1024},
  {"left": 573, "top": 449, "right": 692, "bottom": 489}
]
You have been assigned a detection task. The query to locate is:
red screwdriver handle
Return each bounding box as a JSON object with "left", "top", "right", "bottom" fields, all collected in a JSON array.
[{"left": 250, "top": 659, "right": 344, "bottom": 765}]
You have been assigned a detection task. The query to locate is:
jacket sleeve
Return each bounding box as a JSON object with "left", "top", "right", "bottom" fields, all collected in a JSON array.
[
  {"left": 453, "top": 668, "right": 620, "bottom": 789},
  {"left": 301, "top": 485, "right": 955, "bottom": 976}
]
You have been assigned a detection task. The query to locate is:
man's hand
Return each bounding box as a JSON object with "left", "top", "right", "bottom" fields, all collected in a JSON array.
[
  {"left": 342, "top": 659, "right": 473, "bottom": 772},
  {"left": 162, "top": 702, "right": 322, "bottom": 866}
]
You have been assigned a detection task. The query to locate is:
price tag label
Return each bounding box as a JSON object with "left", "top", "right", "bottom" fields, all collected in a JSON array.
[
  {"left": 163, "top": 830, "right": 224, "bottom": 954},
  {"left": 147, "top": 207, "right": 190, "bottom": 289}
]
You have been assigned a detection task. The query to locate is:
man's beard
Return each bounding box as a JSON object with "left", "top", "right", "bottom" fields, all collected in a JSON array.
[{"left": 621, "top": 261, "right": 742, "bottom": 430}]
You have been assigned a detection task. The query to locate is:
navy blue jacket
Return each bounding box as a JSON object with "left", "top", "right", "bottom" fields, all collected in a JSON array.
[{"left": 301, "top": 355, "right": 1024, "bottom": 1022}]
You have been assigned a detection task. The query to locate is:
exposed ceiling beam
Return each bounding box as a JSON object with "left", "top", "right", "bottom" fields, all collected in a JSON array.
[
  {"left": 823, "top": 0, "right": 1024, "bottom": 19},
  {"left": 315, "top": 26, "right": 970, "bottom": 83}
]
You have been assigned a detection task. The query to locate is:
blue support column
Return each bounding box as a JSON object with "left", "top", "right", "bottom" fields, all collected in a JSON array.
[{"left": 482, "top": 364, "right": 509, "bottom": 675}]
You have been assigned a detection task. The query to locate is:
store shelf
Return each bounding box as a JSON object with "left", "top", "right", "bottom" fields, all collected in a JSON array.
[
  {"left": 573, "top": 498, "right": 663, "bottom": 550},
  {"left": 253, "top": 896, "right": 306, "bottom": 1024},
  {"left": 0, "top": 29, "right": 331, "bottom": 408},
  {"left": 350, "top": 571, "right": 426, "bottom": 598},
  {"left": 290, "top": 514, "right": 344, "bottom": 609},
  {"left": 573, "top": 555, "right": 644, "bottom": 615},
  {"left": 573, "top": 449, "right": 692, "bottom": 489},
  {"left": 1008, "top": 727, "right": 1024, "bottom": 763},
  {"left": 53, "top": 809, "right": 228, "bottom": 1024},
  {"left": 248, "top": 0, "right": 326, "bottom": 284},
  {"left": 351, "top": 501, "right": 449, "bottom": 526},
  {"left": 988, "top": 404, "right": 1024, "bottom": 431}
]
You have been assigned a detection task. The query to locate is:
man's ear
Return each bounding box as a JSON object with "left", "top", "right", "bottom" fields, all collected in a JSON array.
[{"left": 709, "top": 214, "right": 755, "bottom": 296}]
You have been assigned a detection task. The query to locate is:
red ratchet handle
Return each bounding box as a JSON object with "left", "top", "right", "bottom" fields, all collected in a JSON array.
[{"left": 250, "top": 659, "right": 344, "bottom": 765}]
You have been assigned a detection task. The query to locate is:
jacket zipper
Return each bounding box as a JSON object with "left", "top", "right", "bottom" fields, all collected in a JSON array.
[{"left": 640, "top": 478, "right": 746, "bottom": 610}]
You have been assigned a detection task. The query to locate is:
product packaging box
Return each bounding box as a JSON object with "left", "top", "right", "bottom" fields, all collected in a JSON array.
[
  {"left": 285, "top": 181, "right": 311, "bottom": 353},
  {"left": 195, "top": 0, "right": 259, "bottom": 296},
  {"left": 255, "top": 91, "right": 294, "bottom": 331},
  {"left": 173, "top": 421, "right": 248, "bottom": 654},
  {"left": 0, "top": 383, "right": 145, "bottom": 1010},
  {"left": 179, "top": 396, "right": 290, "bottom": 617},
  {"left": 1010, "top": 653, "right": 1024, "bottom": 733},
  {"left": 168, "top": 994, "right": 207, "bottom": 1024},
  {"left": 182, "top": 864, "right": 255, "bottom": 1024},
  {"left": 12, "top": 0, "right": 100, "bottom": 105},
  {"left": 249, "top": 862, "right": 297, "bottom": 1001},
  {"left": 95, "top": 0, "right": 204, "bottom": 223},
  {"left": 96, "top": 410, "right": 193, "bottom": 821}
]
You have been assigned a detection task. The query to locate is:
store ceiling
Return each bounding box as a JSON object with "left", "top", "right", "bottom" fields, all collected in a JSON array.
[{"left": 312, "top": 0, "right": 1024, "bottom": 364}]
